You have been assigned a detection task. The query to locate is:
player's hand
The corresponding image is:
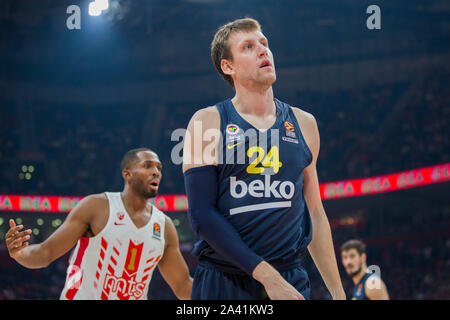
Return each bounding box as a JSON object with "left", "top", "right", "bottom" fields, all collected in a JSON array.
[
  {"left": 5, "top": 219, "right": 32, "bottom": 261},
  {"left": 253, "top": 261, "right": 305, "bottom": 300},
  {"left": 264, "top": 277, "right": 305, "bottom": 300}
]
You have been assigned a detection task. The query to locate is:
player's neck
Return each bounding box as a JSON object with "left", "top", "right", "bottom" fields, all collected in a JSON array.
[
  {"left": 120, "top": 188, "right": 149, "bottom": 216},
  {"left": 232, "top": 85, "right": 274, "bottom": 117},
  {"left": 352, "top": 266, "right": 368, "bottom": 285}
]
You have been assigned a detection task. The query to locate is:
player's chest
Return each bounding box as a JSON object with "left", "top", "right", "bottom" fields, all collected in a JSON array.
[{"left": 221, "top": 123, "right": 309, "bottom": 175}]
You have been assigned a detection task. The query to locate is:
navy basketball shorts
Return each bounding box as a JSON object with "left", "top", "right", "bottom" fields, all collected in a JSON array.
[{"left": 191, "top": 259, "right": 311, "bottom": 300}]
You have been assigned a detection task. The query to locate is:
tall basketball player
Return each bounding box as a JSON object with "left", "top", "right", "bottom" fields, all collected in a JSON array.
[
  {"left": 341, "top": 239, "right": 390, "bottom": 300},
  {"left": 182, "top": 18, "right": 345, "bottom": 300},
  {"left": 5, "top": 148, "right": 193, "bottom": 300}
]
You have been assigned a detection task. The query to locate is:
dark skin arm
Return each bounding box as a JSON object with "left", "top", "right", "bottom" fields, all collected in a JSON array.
[
  {"left": 157, "top": 216, "right": 193, "bottom": 300},
  {"left": 5, "top": 194, "right": 107, "bottom": 269}
]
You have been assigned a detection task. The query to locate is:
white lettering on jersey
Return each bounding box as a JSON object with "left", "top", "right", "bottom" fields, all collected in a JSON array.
[
  {"left": 230, "top": 175, "right": 295, "bottom": 199},
  {"left": 229, "top": 175, "right": 295, "bottom": 215}
]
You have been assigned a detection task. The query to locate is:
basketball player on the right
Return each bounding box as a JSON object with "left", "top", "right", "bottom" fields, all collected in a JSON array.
[{"left": 341, "top": 239, "right": 390, "bottom": 300}]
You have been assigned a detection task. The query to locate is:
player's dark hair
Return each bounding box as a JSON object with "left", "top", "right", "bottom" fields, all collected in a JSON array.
[
  {"left": 340, "top": 239, "right": 366, "bottom": 255},
  {"left": 121, "top": 148, "right": 153, "bottom": 170},
  {"left": 211, "top": 17, "right": 261, "bottom": 87}
]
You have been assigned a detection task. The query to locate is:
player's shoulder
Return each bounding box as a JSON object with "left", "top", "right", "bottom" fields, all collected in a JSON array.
[
  {"left": 190, "top": 105, "right": 220, "bottom": 122},
  {"left": 152, "top": 206, "right": 169, "bottom": 221},
  {"left": 290, "top": 106, "right": 319, "bottom": 141},
  {"left": 160, "top": 213, "right": 179, "bottom": 245},
  {"left": 187, "top": 105, "right": 221, "bottom": 132},
  {"left": 67, "top": 193, "right": 109, "bottom": 223},
  {"left": 83, "top": 192, "right": 108, "bottom": 203},
  {"left": 289, "top": 105, "right": 320, "bottom": 155},
  {"left": 162, "top": 214, "right": 175, "bottom": 228},
  {"left": 290, "top": 105, "right": 317, "bottom": 126},
  {"left": 75, "top": 193, "right": 109, "bottom": 211},
  {"left": 151, "top": 206, "right": 171, "bottom": 226}
]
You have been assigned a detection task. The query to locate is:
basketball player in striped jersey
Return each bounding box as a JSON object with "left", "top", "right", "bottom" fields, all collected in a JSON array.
[
  {"left": 341, "top": 239, "right": 389, "bottom": 300},
  {"left": 5, "top": 148, "right": 193, "bottom": 300}
]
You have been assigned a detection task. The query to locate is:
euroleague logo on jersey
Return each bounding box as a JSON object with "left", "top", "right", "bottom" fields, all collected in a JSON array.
[
  {"left": 152, "top": 222, "right": 161, "bottom": 240},
  {"left": 284, "top": 121, "right": 295, "bottom": 132},
  {"left": 356, "top": 283, "right": 363, "bottom": 296}
]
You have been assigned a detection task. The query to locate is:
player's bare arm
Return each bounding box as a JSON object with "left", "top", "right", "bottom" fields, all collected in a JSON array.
[
  {"left": 292, "top": 107, "right": 346, "bottom": 300},
  {"left": 182, "top": 106, "right": 221, "bottom": 173},
  {"left": 157, "top": 216, "right": 193, "bottom": 300},
  {"left": 5, "top": 193, "right": 107, "bottom": 269}
]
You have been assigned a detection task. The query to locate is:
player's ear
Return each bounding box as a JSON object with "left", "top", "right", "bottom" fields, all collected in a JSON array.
[
  {"left": 221, "top": 58, "right": 235, "bottom": 76},
  {"left": 122, "top": 168, "right": 132, "bottom": 182},
  {"left": 361, "top": 253, "right": 367, "bottom": 264}
]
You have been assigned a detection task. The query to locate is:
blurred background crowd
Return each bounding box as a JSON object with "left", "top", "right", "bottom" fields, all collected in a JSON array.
[{"left": 0, "top": 0, "right": 449, "bottom": 299}]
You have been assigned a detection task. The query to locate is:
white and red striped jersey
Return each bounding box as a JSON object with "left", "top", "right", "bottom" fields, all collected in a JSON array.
[{"left": 60, "top": 192, "right": 166, "bottom": 300}]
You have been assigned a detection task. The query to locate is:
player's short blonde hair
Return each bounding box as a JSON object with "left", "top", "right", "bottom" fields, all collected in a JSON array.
[{"left": 211, "top": 17, "right": 261, "bottom": 87}]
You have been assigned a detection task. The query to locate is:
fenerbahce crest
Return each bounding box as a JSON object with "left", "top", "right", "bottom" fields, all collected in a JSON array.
[
  {"left": 226, "top": 124, "right": 242, "bottom": 143},
  {"left": 226, "top": 124, "right": 240, "bottom": 135}
]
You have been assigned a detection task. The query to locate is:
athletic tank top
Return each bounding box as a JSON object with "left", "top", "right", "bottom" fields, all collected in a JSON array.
[
  {"left": 351, "top": 272, "right": 374, "bottom": 300},
  {"left": 60, "top": 192, "right": 166, "bottom": 300},
  {"left": 192, "top": 98, "right": 313, "bottom": 270}
]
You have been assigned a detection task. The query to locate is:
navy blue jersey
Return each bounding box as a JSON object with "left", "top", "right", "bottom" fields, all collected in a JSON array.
[
  {"left": 192, "top": 98, "right": 313, "bottom": 271},
  {"left": 351, "top": 273, "right": 374, "bottom": 300}
]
